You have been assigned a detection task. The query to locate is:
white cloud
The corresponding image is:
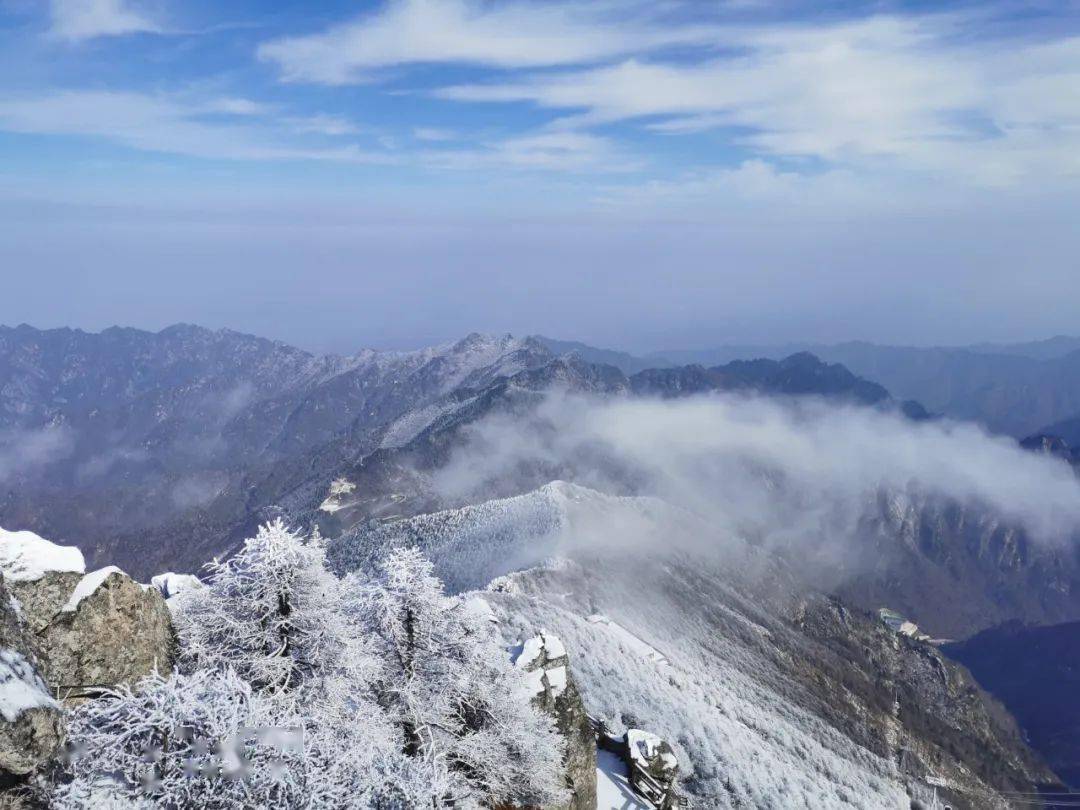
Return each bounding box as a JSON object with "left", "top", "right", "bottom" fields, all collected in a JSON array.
[
  {"left": 257, "top": 0, "right": 719, "bottom": 84},
  {"left": 49, "top": 0, "right": 160, "bottom": 42},
  {"left": 437, "top": 15, "right": 1080, "bottom": 186},
  {"left": 285, "top": 114, "right": 361, "bottom": 136},
  {"left": 0, "top": 91, "right": 392, "bottom": 164},
  {"left": 434, "top": 392, "right": 1080, "bottom": 560}
]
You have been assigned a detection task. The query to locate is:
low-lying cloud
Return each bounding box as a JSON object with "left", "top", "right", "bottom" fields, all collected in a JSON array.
[
  {"left": 431, "top": 392, "right": 1080, "bottom": 563},
  {"left": 0, "top": 425, "right": 75, "bottom": 482}
]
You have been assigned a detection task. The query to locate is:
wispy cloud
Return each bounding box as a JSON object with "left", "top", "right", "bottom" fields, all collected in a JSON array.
[
  {"left": 0, "top": 90, "right": 393, "bottom": 164},
  {"left": 437, "top": 15, "right": 1080, "bottom": 185},
  {"left": 49, "top": 0, "right": 160, "bottom": 42},
  {"left": 257, "top": 0, "right": 719, "bottom": 84}
]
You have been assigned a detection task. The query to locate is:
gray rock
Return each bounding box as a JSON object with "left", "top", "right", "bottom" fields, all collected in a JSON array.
[
  {"left": 513, "top": 632, "right": 597, "bottom": 810},
  {"left": 8, "top": 572, "right": 82, "bottom": 634},
  {"left": 0, "top": 576, "right": 63, "bottom": 780},
  {"left": 37, "top": 570, "right": 176, "bottom": 698}
]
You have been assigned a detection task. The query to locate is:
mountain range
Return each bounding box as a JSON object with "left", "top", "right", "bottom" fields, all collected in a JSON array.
[
  {"left": 3, "top": 322, "right": 1080, "bottom": 803},
  {"left": 535, "top": 334, "right": 1080, "bottom": 438}
]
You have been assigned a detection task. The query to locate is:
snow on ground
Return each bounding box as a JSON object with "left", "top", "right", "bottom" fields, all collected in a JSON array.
[
  {"left": 597, "top": 750, "right": 653, "bottom": 810},
  {"left": 379, "top": 396, "right": 477, "bottom": 449},
  {"left": 489, "top": 562, "right": 911, "bottom": 809},
  {"left": 150, "top": 572, "right": 202, "bottom": 599},
  {"left": 62, "top": 566, "right": 123, "bottom": 612},
  {"left": 0, "top": 526, "right": 85, "bottom": 582},
  {"left": 0, "top": 647, "right": 58, "bottom": 722},
  {"left": 329, "top": 481, "right": 689, "bottom": 594},
  {"left": 587, "top": 615, "right": 670, "bottom": 666},
  {"left": 627, "top": 729, "right": 678, "bottom": 772}
]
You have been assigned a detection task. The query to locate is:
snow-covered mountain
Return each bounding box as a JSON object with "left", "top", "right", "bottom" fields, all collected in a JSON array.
[
  {"left": 326, "top": 482, "right": 1055, "bottom": 808},
  {"left": 0, "top": 325, "right": 555, "bottom": 574},
  {"left": 4, "top": 322, "right": 1080, "bottom": 805}
]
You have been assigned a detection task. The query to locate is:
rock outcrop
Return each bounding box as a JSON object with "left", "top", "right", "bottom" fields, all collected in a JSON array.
[
  {"left": 794, "top": 595, "right": 1059, "bottom": 809},
  {"left": 8, "top": 572, "right": 82, "bottom": 635},
  {"left": 0, "top": 576, "right": 63, "bottom": 782},
  {"left": 512, "top": 632, "right": 596, "bottom": 810},
  {"left": 0, "top": 529, "right": 177, "bottom": 699},
  {"left": 37, "top": 569, "right": 175, "bottom": 698}
]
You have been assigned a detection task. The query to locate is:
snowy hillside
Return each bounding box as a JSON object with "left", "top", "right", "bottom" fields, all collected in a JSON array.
[
  {"left": 329, "top": 483, "right": 1051, "bottom": 809},
  {"left": 328, "top": 480, "right": 692, "bottom": 592}
]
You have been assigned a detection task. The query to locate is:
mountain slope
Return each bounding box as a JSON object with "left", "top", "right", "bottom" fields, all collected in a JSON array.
[
  {"left": 326, "top": 483, "right": 1057, "bottom": 808},
  {"left": 0, "top": 325, "right": 556, "bottom": 574}
]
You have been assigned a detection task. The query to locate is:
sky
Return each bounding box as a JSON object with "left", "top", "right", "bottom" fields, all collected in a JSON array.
[{"left": 0, "top": 0, "right": 1078, "bottom": 354}]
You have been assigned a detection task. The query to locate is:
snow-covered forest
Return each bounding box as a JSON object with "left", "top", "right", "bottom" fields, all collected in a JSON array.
[{"left": 46, "top": 521, "right": 567, "bottom": 808}]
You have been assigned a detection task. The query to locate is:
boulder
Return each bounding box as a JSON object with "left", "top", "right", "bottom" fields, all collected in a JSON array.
[
  {"left": 512, "top": 632, "right": 597, "bottom": 810},
  {"left": 0, "top": 528, "right": 86, "bottom": 635},
  {"left": 0, "top": 576, "right": 63, "bottom": 780},
  {"left": 37, "top": 568, "right": 176, "bottom": 698}
]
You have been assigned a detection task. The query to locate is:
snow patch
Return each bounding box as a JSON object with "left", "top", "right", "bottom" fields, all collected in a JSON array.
[
  {"left": 151, "top": 572, "right": 202, "bottom": 599},
  {"left": 597, "top": 749, "right": 653, "bottom": 810},
  {"left": 461, "top": 595, "right": 498, "bottom": 624},
  {"left": 0, "top": 526, "right": 85, "bottom": 582},
  {"left": 0, "top": 647, "right": 58, "bottom": 722},
  {"left": 627, "top": 729, "right": 678, "bottom": 772},
  {"left": 62, "top": 566, "right": 123, "bottom": 612}
]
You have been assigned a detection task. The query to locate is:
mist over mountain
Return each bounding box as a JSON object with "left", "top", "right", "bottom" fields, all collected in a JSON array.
[{"left": 3, "top": 321, "right": 1080, "bottom": 807}]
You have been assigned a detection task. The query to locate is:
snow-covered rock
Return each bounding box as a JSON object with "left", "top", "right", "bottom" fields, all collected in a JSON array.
[
  {"left": 626, "top": 729, "right": 679, "bottom": 786},
  {"left": 511, "top": 631, "right": 596, "bottom": 810},
  {"left": 0, "top": 575, "right": 63, "bottom": 779},
  {"left": 150, "top": 572, "right": 202, "bottom": 600},
  {"left": 61, "top": 566, "right": 123, "bottom": 613},
  {"left": 0, "top": 527, "right": 84, "bottom": 582},
  {"left": 37, "top": 568, "right": 176, "bottom": 697}
]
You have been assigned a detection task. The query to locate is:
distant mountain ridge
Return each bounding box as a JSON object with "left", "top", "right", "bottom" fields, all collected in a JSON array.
[
  {"left": 538, "top": 333, "right": 1080, "bottom": 436},
  {"left": 0, "top": 323, "right": 920, "bottom": 578}
]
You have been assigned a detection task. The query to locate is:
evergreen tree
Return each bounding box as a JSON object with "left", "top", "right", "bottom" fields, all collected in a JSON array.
[{"left": 354, "top": 547, "right": 568, "bottom": 807}]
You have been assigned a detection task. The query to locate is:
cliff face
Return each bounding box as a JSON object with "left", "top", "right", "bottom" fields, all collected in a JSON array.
[{"left": 793, "top": 596, "right": 1058, "bottom": 809}]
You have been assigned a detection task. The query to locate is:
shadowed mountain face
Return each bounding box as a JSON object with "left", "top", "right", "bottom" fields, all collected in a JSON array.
[{"left": 942, "top": 620, "right": 1080, "bottom": 788}]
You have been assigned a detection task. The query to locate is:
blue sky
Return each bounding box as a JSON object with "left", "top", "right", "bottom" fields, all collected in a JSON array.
[{"left": 1, "top": 0, "right": 1078, "bottom": 352}]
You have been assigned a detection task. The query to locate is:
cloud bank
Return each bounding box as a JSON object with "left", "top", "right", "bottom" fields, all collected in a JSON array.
[{"left": 431, "top": 392, "right": 1080, "bottom": 563}]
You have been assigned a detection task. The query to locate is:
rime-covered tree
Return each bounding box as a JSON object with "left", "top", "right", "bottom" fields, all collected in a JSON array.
[
  {"left": 55, "top": 668, "right": 303, "bottom": 809},
  {"left": 354, "top": 547, "right": 568, "bottom": 807},
  {"left": 173, "top": 519, "right": 375, "bottom": 718},
  {"left": 54, "top": 668, "right": 425, "bottom": 809}
]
